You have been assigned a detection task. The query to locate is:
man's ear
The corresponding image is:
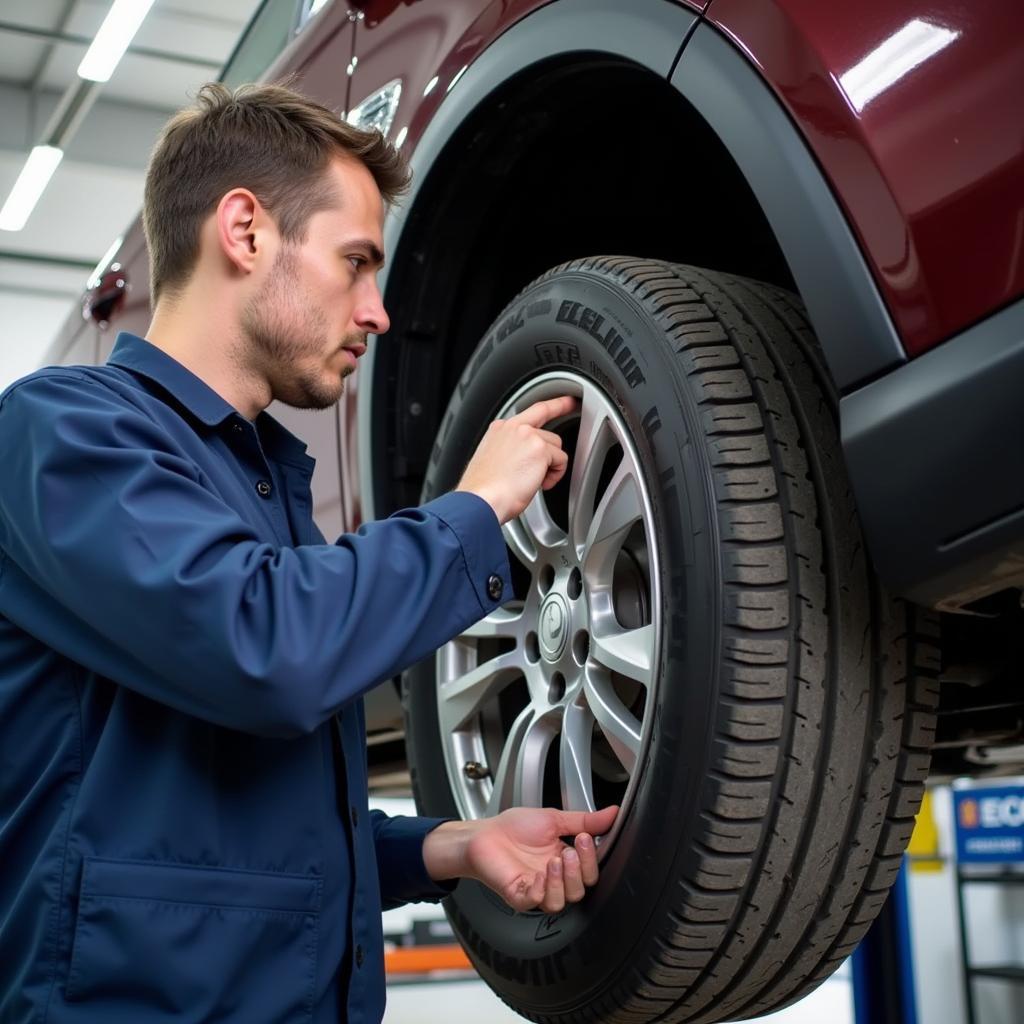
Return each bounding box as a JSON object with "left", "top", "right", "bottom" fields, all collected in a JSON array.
[{"left": 216, "top": 188, "right": 265, "bottom": 276}]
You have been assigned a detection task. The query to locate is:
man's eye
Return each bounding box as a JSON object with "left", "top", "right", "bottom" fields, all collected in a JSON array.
[{"left": 348, "top": 256, "right": 366, "bottom": 272}]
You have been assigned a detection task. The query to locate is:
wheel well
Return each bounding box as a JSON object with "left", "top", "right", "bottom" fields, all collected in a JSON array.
[{"left": 373, "top": 55, "right": 795, "bottom": 515}]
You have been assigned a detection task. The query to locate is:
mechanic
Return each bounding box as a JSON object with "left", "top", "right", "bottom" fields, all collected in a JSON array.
[{"left": 0, "top": 82, "right": 617, "bottom": 1023}]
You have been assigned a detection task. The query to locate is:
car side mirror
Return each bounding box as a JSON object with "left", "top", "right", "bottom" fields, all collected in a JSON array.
[{"left": 83, "top": 264, "right": 128, "bottom": 329}]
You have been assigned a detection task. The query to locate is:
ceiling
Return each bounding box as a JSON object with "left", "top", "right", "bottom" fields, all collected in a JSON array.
[{"left": 0, "top": 0, "right": 260, "bottom": 389}]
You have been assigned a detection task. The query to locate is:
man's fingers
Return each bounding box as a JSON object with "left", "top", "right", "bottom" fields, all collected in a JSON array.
[
  {"left": 509, "top": 396, "right": 578, "bottom": 429},
  {"left": 563, "top": 846, "right": 585, "bottom": 902},
  {"left": 575, "top": 833, "right": 599, "bottom": 887},
  {"left": 541, "top": 448, "right": 570, "bottom": 490},
  {"left": 527, "top": 870, "right": 546, "bottom": 908},
  {"left": 542, "top": 856, "right": 566, "bottom": 913},
  {"left": 534, "top": 428, "right": 563, "bottom": 448},
  {"left": 555, "top": 804, "right": 619, "bottom": 838}
]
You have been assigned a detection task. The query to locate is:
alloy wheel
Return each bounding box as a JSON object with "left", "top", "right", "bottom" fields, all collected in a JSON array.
[{"left": 436, "top": 372, "right": 663, "bottom": 852}]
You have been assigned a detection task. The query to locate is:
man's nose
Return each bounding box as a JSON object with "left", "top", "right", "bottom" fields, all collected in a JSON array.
[{"left": 355, "top": 289, "right": 390, "bottom": 336}]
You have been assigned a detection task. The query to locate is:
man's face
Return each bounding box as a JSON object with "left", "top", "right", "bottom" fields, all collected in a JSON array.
[{"left": 241, "top": 156, "right": 390, "bottom": 410}]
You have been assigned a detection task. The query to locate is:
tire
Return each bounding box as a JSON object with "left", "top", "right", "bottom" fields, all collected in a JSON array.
[{"left": 403, "top": 258, "right": 939, "bottom": 1023}]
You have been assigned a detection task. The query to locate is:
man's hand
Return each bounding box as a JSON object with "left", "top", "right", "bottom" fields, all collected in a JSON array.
[
  {"left": 422, "top": 805, "right": 618, "bottom": 913},
  {"left": 456, "top": 396, "right": 577, "bottom": 525}
]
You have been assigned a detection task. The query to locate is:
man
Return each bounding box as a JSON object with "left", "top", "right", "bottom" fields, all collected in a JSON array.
[{"left": 0, "top": 83, "right": 616, "bottom": 1023}]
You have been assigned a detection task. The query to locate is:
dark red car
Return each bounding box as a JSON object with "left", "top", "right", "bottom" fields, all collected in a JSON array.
[{"left": 53, "top": 1, "right": 1024, "bottom": 1020}]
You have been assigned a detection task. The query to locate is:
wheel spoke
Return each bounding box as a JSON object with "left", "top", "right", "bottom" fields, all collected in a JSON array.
[
  {"left": 459, "top": 605, "right": 523, "bottom": 641},
  {"left": 583, "top": 668, "right": 642, "bottom": 775},
  {"left": 486, "top": 706, "right": 558, "bottom": 813},
  {"left": 568, "top": 390, "right": 615, "bottom": 558},
  {"left": 502, "top": 516, "right": 537, "bottom": 570},
  {"left": 523, "top": 489, "right": 567, "bottom": 551},
  {"left": 438, "top": 651, "right": 521, "bottom": 732},
  {"left": 582, "top": 461, "right": 644, "bottom": 577},
  {"left": 590, "top": 623, "right": 655, "bottom": 689},
  {"left": 503, "top": 491, "right": 566, "bottom": 571},
  {"left": 560, "top": 695, "right": 596, "bottom": 812}
]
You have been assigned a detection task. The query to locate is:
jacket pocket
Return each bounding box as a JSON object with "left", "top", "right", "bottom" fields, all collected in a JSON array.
[{"left": 66, "top": 857, "right": 320, "bottom": 1022}]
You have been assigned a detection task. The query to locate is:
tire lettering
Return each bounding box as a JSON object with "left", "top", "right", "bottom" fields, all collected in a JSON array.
[
  {"left": 534, "top": 342, "right": 581, "bottom": 369},
  {"left": 453, "top": 906, "right": 570, "bottom": 984},
  {"left": 526, "top": 298, "right": 552, "bottom": 319},
  {"left": 642, "top": 405, "right": 661, "bottom": 439},
  {"left": 495, "top": 307, "right": 526, "bottom": 344},
  {"left": 557, "top": 300, "right": 646, "bottom": 389},
  {"left": 556, "top": 300, "right": 582, "bottom": 326},
  {"left": 588, "top": 360, "right": 613, "bottom": 393}
]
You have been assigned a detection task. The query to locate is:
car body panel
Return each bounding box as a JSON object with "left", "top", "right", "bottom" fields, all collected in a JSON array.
[
  {"left": 707, "top": 0, "right": 1024, "bottom": 358},
  {"left": 842, "top": 294, "right": 1024, "bottom": 609},
  {"left": 670, "top": 22, "right": 906, "bottom": 392}
]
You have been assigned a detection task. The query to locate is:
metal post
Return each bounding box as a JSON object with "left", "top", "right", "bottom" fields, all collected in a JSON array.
[{"left": 852, "top": 860, "right": 919, "bottom": 1024}]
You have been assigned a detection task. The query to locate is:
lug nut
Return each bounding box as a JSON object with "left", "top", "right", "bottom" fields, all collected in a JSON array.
[{"left": 463, "top": 761, "right": 490, "bottom": 780}]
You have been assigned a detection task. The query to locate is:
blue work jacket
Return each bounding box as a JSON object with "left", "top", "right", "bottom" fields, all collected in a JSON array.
[{"left": 0, "top": 333, "right": 511, "bottom": 1023}]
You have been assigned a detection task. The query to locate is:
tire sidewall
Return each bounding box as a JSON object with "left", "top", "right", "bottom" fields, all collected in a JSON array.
[{"left": 405, "top": 270, "right": 724, "bottom": 1011}]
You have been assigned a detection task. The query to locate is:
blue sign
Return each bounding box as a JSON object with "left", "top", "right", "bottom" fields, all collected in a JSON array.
[{"left": 954, "top": 786, "right": 1024, "bottom": 864}]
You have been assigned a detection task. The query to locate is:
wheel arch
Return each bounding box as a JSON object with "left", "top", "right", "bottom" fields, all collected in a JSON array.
[
  {"left": 359, "top": 0, "right": 902, "bottom": 520},
  {"left": 670, "top": 22, "right": 907, "bottom": 391}
]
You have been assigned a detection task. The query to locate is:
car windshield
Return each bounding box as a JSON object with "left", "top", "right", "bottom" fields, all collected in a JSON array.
[{"left": 220, "top": 0, "right": 304, "bottom": 88}]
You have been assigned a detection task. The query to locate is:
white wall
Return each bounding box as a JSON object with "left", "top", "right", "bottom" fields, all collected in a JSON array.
[{"left": 0, "top": 291, "right": 82, "bottom": 391}]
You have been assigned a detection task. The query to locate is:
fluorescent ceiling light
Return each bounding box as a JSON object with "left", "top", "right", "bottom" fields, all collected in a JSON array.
[
  {"left": 78, "top": 0, "right": 158, "bottom": 83},
  {"left": 0, "top": 146, "right": 64, "bottom": 232},
  {"left": 839, "top": 19, "right": 958, "bottom": 113}
]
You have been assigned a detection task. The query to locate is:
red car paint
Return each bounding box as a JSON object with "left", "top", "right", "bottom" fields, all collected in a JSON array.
[{"left": 707, "top": 0, "right": 1024, "bottom": 357}]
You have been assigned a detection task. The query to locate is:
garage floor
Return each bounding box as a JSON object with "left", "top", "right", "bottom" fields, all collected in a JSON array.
[{"left": 384, "top": 963, "right": 853, "bottom": 1023}]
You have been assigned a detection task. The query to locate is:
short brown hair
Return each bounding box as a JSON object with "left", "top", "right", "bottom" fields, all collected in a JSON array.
[{"left": 143, "top": 81, "right": 410, "bottom": 303}]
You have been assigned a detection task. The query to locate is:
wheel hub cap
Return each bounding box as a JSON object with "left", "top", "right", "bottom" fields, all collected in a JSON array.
[{"left": 539, "top": 593, "right": 569, "bottom": 661}]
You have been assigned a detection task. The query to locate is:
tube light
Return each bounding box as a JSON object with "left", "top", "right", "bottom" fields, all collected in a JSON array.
[
  {"left": 78, "top": 0, "right": 158, "bottom": 83},
  {"left": 0, "top": 146, "right": 64, "bottom": 232}
]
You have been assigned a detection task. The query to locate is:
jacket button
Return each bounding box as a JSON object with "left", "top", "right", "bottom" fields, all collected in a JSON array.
[
  {"left": 486, "top": 574, "right": 503, "bottom": 601},
  {"left": 355, "top": 944, "right": 364, "bottom": 968},
  {"left": 350, "top": 805, "right": 358, "bottom": 828},
  {"left": 255, "top": 479, "right": 272, "bottom": 498},
  {"left": 231, "top": 422, "right": 244, "bottom": 434}
]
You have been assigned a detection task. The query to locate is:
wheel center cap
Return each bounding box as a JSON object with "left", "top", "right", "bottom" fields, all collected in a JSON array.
[{"left": 539, "top": 593, "right": 569, "bottom": 661}]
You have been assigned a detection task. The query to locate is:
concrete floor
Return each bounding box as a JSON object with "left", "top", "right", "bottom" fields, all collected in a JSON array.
[{"left": 384, "top": 964, "right": 853, "bottom": 1023}]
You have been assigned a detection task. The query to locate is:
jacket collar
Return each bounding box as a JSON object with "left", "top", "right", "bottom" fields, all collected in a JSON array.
[
  {"left": 108, "top": 332, "right": 235, "bottom": 427},
  {"left": 107, "top": 332, "right": 313, "bottom": 469}
]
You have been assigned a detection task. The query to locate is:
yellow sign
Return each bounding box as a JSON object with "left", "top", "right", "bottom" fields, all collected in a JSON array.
[{"left": 907, "top": 790, "right": 943, "bottom": 872}]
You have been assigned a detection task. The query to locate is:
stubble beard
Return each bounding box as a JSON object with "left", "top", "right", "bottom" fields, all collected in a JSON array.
[{"left": 241, "top": 248, "right": 357, "bottom": 411}]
